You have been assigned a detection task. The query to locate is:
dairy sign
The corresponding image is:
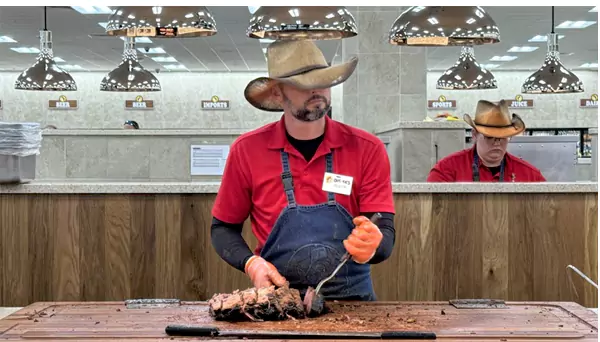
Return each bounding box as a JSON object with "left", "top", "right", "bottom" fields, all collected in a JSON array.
[
  {"left": 506, "top": 94, "right": 534, "bottom": 109},
  {"left": 125, "top": 95, "right": 154, "bottom": 110},
  {"left": 580, "top": 94, "right": 598, "bottom": 108},
  {"left": 201, "top": 96, "right": 230, "bottom": 110},
  {"left": 427, "top": 95, "right": 456, "bottom": 110},
  {"left": 48, "top": 95, "right": 78, "bottom": 110}
]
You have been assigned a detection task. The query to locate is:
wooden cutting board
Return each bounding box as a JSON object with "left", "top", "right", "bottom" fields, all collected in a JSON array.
[{"left": 0, "top": 300, "right": 597, "bottom": 341}]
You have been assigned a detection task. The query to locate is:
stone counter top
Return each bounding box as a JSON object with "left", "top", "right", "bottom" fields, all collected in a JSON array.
[
  {"left": 42, "top": 129, "right": 250, "bottom": 136},
  {"left": 0, "top": 181, "right": 596, "bottom": 194}
]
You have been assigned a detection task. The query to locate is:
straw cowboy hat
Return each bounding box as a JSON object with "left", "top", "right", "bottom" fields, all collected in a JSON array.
[
  {"left": 463, "top": 100, "right": 526, "bottom": 138},
  {"left": 244, "top": 40, "right": 358, "bottom": 112}
]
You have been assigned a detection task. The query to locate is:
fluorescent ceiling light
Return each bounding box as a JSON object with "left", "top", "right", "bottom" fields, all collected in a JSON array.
[
  {"left": 151, "top": 56, "right": 177, "bottom": 63},
  {"left": 248, "top": 6, "right": 260, "bottom": 14},
  {"left": 490, "top": 55, "right": 518, "bottom": 62},
  {"left": 72, "top": 6, "right": 112, "bottom": 14},
  {"left": 54, "top": 57, "right": 65, "bottom": 62},
  {"left": 61, "top": 64, "right": 85, "bottom": 70},
  {"left": 590, "top": 7, "right": 598, "bottom": 12},
  {"left": 10, "top": 47, "right": 40, "bottom": 54},
  {"left": 138, "top": 47, "right": 166, "bottom": 54},
  {"left": 259, "top": 38, "right": 275, "bottom": 44},
  {"left": 555, "top": 20, "right": 596, "bottom": 29},
  {"left": 164, "top": 64, "right": 188, "bottom": 70},
  {"left": 507, "top": 46, "right": 539, "bottom": 52},
  {"left": 479, "top": 63, "right": 500, "bottom": 69},
  {"left": 0, "top": 36, "right": 17, "bottom": 43},
  {"left": 580, "top": 63, "right": 598, "bottom": 68},
  {"left": 262, "top": 48, "right": 267, "bottom": 54},
  {"left": 121, "top": 36, "right": 152, "bottom": 43},
  {"left": 528, "top": 34, "right": 565, "bottom": 42},
  {"left": 98, "top": 22, "right": 108, "bottom": 29}
]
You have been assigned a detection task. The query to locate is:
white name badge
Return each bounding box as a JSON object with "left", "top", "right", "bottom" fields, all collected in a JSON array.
[{"left": 322, "top": 172, "right": 353, "bottom": 196}]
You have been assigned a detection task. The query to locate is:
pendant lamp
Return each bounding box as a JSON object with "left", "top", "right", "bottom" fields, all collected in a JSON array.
[
  {"left": 247, "top": 7, "right": 357, "bottom": 40},
  {"left": 521, "top": 7, "right": 584, "bottom": 93},
  {"left": 15, "top": 7, "right": 77, "bottom": 91},
  {"left": 99, "top": 37, "right": 161, "bottom": 92},
  {"left": 436, "top": 46, "right": 497, "bottom": 90},
  {"left": 389, "top": 6, "right": 500, "bottom": 46},
  {"left": 105, "top": 6, "right": 217, "bottom": 38}
]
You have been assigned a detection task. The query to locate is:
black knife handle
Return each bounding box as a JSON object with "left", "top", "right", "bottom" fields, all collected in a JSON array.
[
  {"left": 165, "top": 325, "right": 218, "bottom": 336},
  {"left": 381, "top": 331, "right": 437, "bottom": 339}
]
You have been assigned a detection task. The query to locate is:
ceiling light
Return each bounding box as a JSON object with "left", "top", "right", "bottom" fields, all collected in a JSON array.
[
  {"left": 555, "top": 20, "right": 596, "bottom": 29},
  {"left": 528, "top": 34, "right": 564, "bottom": 42},
  {"left": 590, "top": 7, "right": 598, "bottom": 12},
  {"left": 138, "top": 47, "right": 166, "bottom": 54},
  {"left": 507, "top": 46, "right": 539, "bottom": 52},
  {"left": 72, "top": 6, "right": 113, "bottom": 14},
  {"left": 151, "top": 56, "right": 177, "bottom": 62},
  {"left": 15, "top": 7, "right": 77, "bottom": 91},
  {"left": 105, "top": 6, "right": 217, "bottom": 38},
  {"left": 522, "top": 7, "right": 583, "bottom": 94},
  {"left": 10, "top": 47, "right": 40, "bottom": 54},
  {"left": 490, "top": 55, "right": 518, "bottom": 62},
  {"left": 247, "top": 6, "right": 357, "bottom": 40},
  {"left": 100, "top": 37, "right": 161, "bottom": 92},
  {"left": 164, "top": 64, "right": 188, "bottom": 70},
  {"left": 98, "top": 22, "right": 108, "bottom": 29},
  {"left": 259, "top": 38, "right": 275, "bottom": 44},
  {"left": 579, "top": 63, "right": 598, "bottom": 68},
  {"left": 436, "top": 46, "right": 497, "bottom": 90},
  {"left": 121, "top": 36, "right": 153, "bottom": 43},
  {"left": 248, "top": 6, "right": 260, "bottom": 15},
  {"left": 54, "top": 57, "right": 65, "bottom": 62},
  {"left": 0, "top": 36, "right": 17, "bottom": 43},
  {"left": 61, "top": 64, "right": 85, "bottom": 70},
  {"left": 480, "top": 63, "right": 499, "bottom": 69},
  {"left": 389, "top": 6, "right": 500, "bottom": 46}
]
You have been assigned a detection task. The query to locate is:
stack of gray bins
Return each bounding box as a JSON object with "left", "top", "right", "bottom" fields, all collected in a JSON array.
[{"left": 0, "top": 122, "right": 42, "bottom": 184}]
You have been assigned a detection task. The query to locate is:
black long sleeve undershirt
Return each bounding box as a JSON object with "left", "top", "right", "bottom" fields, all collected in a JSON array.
[{"left": 210, "top": 212, "right": 396, "bottom": 273}]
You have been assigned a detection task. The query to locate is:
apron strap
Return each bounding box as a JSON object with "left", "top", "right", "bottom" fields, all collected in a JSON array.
[
  {"left": 325, "top": 152, "right": 336, "bottom": 206},
  {"left": 280, "top": 150, "right": 297, "bottom": 208}
]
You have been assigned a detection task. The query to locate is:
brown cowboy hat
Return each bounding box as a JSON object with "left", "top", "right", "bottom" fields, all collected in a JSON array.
[
  {"left": 244, "top": 40, "right": 358, "bottom": 112},
  {"left": 463, "top": 100, "right": 526, "bottom": 138}
]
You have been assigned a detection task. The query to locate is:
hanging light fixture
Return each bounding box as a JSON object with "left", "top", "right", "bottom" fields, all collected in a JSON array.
[
  {"left": 15, "top": 7, "right": 77, "bottom": 91},
  {"left": 436, "top": 46, "right": 497, "bottom": 90},
  {"left": 100, "top": 37, "right": 161, "bottom": 92},
  {"left": 389, "top": 6, "right": 500, "bottom": 46},
  {"left": 247, "top": 7, "right": 357, "bottom": 40},
  {"left": 105, "top": 6, "right": 217, "bottom": 37},
  {"left": 521, "top": 7, "right": 584, "bottom": 94}
]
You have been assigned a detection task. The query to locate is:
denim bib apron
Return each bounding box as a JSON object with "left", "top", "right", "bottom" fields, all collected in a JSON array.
[{"left": 259, "top": 150, "right": 376, "bottom": 301}]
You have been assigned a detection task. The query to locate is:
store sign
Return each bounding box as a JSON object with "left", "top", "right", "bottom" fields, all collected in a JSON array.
[
  {"left": 506, "top": 94, "right": 534, "bottom": 109},
  {"left": 427, "top": 95, "right": 456, "bottom": 110},
  {"left": 579, "top": 94, "right": 598, "bottom": 108},
  {"left": 48, "top": 95, "right": 77, "bottom": 109},
  {"left": 126, "top": 26, "right": 181, "bottom": 37},
  {"left": 125, "top": 95, "right": 154, "bottom": 110},
  {"left": 201, "top": 95, "right": 230, "bottom": 110}
]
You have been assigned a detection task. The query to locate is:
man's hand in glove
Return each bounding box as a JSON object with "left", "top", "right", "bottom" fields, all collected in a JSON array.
[
  {"left": 245, "top": 256, "right": 287, "bottom": 288},
  {"left": 343, "top": 216, "right": 383, "bottom": 264}
]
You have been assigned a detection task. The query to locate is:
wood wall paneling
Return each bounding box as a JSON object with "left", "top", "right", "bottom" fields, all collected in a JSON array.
[{"left": 0, "top": 193, "right": 596, "bottom": 308}]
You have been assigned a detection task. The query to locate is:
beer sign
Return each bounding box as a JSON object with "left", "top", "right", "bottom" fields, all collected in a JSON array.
[
  {"left": 580, "top": 94, "right": 598, "bottom": 108},
  {"left": 506, "top": 94, "right": 534, "bottom": 109},
  {"left": 49, "top": 95, "right": 77, "bottom": 109},
  {"left": 201, "top": 95, "right": 230, "bottom": 110},
  {"left": 125, "top": 95, "right": 154, "bottom": 110},
  {"left": 427, "top": 95, "right": 456, "bottom": 110}
]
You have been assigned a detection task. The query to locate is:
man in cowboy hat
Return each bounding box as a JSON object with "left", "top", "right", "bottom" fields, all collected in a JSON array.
[
  {"left": 427, "top": 99, "right": 545, "bottom": 182},
  {"left": 210, "top": 40, "right": 396, "bottom": 301}
]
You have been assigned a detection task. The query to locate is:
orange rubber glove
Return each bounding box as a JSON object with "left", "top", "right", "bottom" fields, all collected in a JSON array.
[
  {"left": 245, "top": 256, "right": 287, "bottom": 288},
  {"left": 343, "top": 216, "right": 383, "bottom": 264}
]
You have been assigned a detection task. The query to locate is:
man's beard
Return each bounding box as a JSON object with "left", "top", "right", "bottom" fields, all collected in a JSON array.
[{"left": 287, "top": 95, "right": 331, "bottom": 122}]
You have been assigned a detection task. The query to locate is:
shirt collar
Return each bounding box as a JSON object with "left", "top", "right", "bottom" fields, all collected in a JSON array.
[
  {"left": 267, "top": 114, "right": 348, "bottom": 151},
  {"left": 472, "top": 144, "right": 512, "bottom": 169}
]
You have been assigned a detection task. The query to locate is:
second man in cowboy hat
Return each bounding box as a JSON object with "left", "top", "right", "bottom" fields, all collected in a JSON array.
[
  {"left": 210, "top": 40, "right": 396, "bottom": 301},
  {"left": 427, "top": 99, "right": 546, "bottom": 182}
]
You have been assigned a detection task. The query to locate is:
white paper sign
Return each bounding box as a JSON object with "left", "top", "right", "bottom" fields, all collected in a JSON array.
[{"left": 190, "top": 145, "right": 230, "bottom": 176}]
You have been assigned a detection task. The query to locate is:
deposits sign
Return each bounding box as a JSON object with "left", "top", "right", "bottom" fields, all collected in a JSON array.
[
  {"left": 201, "top": 96, "right": 230, "bottom": 110},
  {"left": 580, "top": 94, "right": 598, "bottom": 108},
  {"left": 427, "top": 95, "right": 456, "bottom": 110},
  {"left": 506, "top": 94, "right": 534, "bottom": 109}
]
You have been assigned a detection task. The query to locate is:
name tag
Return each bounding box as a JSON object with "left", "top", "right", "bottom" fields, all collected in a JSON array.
[{"left": 322, "top": 172, "right": 353, "bottom": 196}]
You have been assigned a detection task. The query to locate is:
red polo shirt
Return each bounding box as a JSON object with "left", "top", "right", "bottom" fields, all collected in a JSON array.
[
  {"left": 212, "top": 115, "right": 395, "bottom": 253},
  {"left": 427, "top": 146, "right": 546, "bottom": 182}
]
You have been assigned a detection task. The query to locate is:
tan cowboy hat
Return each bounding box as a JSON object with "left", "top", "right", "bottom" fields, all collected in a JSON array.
[
  {"left": 244, "top": 40, "right": 358, "bottom": 112},
  {"left": 463, "top": 100, "right": 526, "bottom": 138}
]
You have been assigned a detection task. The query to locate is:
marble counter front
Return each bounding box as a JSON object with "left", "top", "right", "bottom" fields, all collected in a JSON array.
[{"left": 0, "top": 181, "right": 597, "bottom": 194}]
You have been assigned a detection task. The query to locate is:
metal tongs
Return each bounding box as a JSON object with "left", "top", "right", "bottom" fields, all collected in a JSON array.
[{"left": 566, "top": 264, "right": 598, "bottom": 299}]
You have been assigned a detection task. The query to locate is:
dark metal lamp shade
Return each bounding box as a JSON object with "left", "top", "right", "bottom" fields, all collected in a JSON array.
[
  {"left": 521, "top": 33, "right": 584, "bottom": 94},
  {"left": 15, "top": 31, "right": 77, "bottom": 91},
  {"left": 247, "top": 6, "right": 357, "bottom": 40},
  {"left": 100, "top": 38, "right": 161, "bottom": 92},
  {"left": 389, "top": 6, "right": 500, "bottom": 46},
  {"left": 436, "top": 46, "right": 497, "bottom": 90},
  {"left": 105, "top": 6, "right": 217, "bottom": 38}
]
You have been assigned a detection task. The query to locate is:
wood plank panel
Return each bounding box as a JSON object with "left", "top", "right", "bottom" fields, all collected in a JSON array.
[{"left": 0, "top": 192, "right": 596, "bottom": 308}]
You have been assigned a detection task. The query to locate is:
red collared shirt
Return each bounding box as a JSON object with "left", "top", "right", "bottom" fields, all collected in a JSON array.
[
  {"left": 212, "top": 115, "right": 395, "bottom": 252},
  {"left": 427, "top": 146, "right": 546, "bottom": 182}
]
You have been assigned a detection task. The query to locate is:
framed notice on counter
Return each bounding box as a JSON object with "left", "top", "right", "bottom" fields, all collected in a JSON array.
[
  {"left": 427, "top": 95, "right": 456, "bottom": 110},
  {"left": 505, "top": 94, "right": 534, "bottom": 109},
  {"left": 190, "top": 145, "right": 230, "bottom": 176},
  {"left": 579, "top": 94, "right": 598, "bottom": 108},
  {"left": 126, "top": 95, "right": 154, "bottom": 110},
  {"left": 49, "top": 95, "right": 77, "bottom": 110}
]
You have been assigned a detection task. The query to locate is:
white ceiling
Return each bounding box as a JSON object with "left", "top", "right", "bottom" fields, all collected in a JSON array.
[{"left": 0, "top": 6, "right": 597, "bottom": 73}]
